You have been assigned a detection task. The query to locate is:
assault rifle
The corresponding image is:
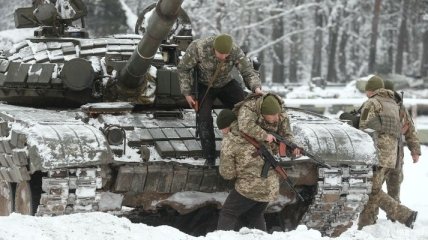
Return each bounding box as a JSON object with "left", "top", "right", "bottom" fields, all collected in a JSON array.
[
  {"left": 241, "top": 132, "right": 304, "bottom": 201},
  {"left": 339, "top": 106, "right": 363, "bottom": 128},
  {"left": 268, "top": 132, "right": 332, "bottom": 169}
]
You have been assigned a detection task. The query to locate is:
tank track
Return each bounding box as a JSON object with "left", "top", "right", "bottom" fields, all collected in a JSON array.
[
  {"left": 35, "top": 162, "right": 229, "bottom": 216},
  {"left": 302, "top": 165, "right": 373, "bottom": 236},
  {"left": 36, "top": 167, "right": 104, "bottom": 216}
]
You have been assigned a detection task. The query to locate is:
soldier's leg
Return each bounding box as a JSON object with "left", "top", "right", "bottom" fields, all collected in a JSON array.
[
  {"left": 385, "top": 164, "right": 403, "bottom": 202},
  {"left": 197, "top": 84, "right": 217, "bottom": 166},
  {"left": 217, "top": 189, "right": 264, "bottom": 231},
  {"left": 378, "top": 167, "right": 415, "bottom": 227},
  {"left": 377, "top": 188, "right": 415, "bottom": 227},
  {"left": 242, "top": 202, "right": 269, "bottom": 231},
  {"left": 358, "top": 167, "right": 387, "bottom": 230},
  {"left": 217, "top": 79, "right": 245, "bottom": 109}
]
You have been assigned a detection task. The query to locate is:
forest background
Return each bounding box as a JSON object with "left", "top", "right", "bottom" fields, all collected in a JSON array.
[{"left": 1, "top": 0, "right": 427, "bottom": 84}]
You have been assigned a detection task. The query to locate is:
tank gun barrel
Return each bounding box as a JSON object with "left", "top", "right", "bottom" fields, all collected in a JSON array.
[{"left": 119, "top": 0, "right": 184, "bottom": 89}]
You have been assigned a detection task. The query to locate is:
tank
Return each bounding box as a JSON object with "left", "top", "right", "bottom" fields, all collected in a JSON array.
[{"left": 0, "top": 0, "right": 377, "bottom": 237}]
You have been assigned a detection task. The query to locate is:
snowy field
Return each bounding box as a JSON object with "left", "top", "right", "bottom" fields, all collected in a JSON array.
[{"left": 0, "top": 146, "right": 427, "bottom": 240}]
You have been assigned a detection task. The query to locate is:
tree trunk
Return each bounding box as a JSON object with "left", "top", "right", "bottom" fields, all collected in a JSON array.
[
  {"left": 289, "top": 1, "right": 303, "bottom": 83},
  {"left": 257, "top": 11, "right": 266, "bottom": 83},
  {"left": 215, "top": 1, "right": 225, "bottom": 31},
  {"left": 271, "top": 1, "right": 285, "bottom": 83},
  {"left": 326, "top": 5, "right": 339, "bottom": 83},
  {"left": 368, "top": 0, "right": 382, "bottom": 73},
  {"left": 326, "top": 25, "right": 338, "bottom": 82},
  {"left": 311, "top": 0, "right": 323, "bottom": 80},
  {"left": 338, "top": 31, "right": 348, "bottom": 82},
  {"left": 338, "top": 5, "right": 349, "bottom": 82},
  {"left": 421, "top": 30, "right": 428, "bottom": 77},
  {"left": 350, "top": 13, "right": 360, "bottom": 78},
  {"left": 395, "top": 0, "right": 409, "bottom": 74},
  {"left": 408, "top": 0, "right": 421, "bottom": 76}
]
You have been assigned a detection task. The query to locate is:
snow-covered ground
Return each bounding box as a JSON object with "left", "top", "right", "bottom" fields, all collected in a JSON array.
[{"left": 0, "top": 146, "right": 427, "bottom": 240}]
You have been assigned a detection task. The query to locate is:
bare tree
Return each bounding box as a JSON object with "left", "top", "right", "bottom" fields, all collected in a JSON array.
[
  {"left": 368, "top": 0, "right": 382, "bottom": 73},
  {"left": 310, "top": 0, "right": 323, "bottom": 80},
  {"left": 421, "top": 30, "right": 428, "bottom": 77},
  {"left": 271, "top": 0, "right": 285, "bottom": 83},
  {"left": 326, "top": 3, "right": 341, "bottom": 82},
  {"left": 395, "top": 0, "right": 409, "bottom": 74},
  {"left": 338, "top": 2, "right": 350, "bottom": 82},
  {"left": 289, "top": 0, "right": 303, "bottom": 83}
]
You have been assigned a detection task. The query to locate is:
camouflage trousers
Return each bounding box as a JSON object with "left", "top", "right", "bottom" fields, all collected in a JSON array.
[
  {"left": 358, "top": 166, "right": 412, "bottom": 229},
  {"left": 385, "top": 163, "right": 404, "bottom": 202},
  {"left": 373, "top": 162, "right": 404, "bottom": 218}
]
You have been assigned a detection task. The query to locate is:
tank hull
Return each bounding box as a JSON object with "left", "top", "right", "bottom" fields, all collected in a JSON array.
[{"left": 0, "top": 103, "right": 376, "bottom": 236}]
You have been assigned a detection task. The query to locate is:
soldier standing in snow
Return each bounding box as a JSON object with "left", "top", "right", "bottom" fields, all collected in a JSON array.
[
  {"left": 377, "top": 80, "right": 421, "bottom": 219},
  {"left": 357, "top": 75, "right": 418, "bottom": 229},
  {"left": 178, "top": 34, "right": 262, "bottom": 166},
  {"left": 216, "top": 94, "right": 300, "bottom": 231}
]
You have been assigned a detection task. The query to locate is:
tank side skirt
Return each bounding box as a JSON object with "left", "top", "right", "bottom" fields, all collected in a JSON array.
[{"left": 301, "top": 165, "right": 373, "bottom": 236}]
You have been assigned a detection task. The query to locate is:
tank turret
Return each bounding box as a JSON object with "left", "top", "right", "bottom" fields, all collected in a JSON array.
[
  {"left": 15, "top": 0, "right": 89, "bottom": 38},
  {"left": 1, "top": 0, "right": 191, "bottom": 107}
]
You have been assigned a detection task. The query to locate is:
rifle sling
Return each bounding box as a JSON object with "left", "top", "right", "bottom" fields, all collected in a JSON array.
[{"left": 198, "top": 61, "right": 224, "bottom": 110}]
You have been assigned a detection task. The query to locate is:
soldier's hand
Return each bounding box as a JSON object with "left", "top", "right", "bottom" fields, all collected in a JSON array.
[
  {"left": 254, "top": 87, "right": 263, "bottom": 95},
  {"left": 412, "top": 154, "right": 419, "bottom": 163},
  {"left": 185, "top": 95, "right": 196, "bottom": 110},
  {"left": 266, "top": 134, "right": 276, "bottom": 143},
  {"left": 401, "top": 123, "right": 409, "bottom": 134}
]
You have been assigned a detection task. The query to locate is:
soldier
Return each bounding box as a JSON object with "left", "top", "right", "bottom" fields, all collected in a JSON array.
[
  {"left": 382, "top": 80, "right": 421, "bottom": 215},
  {"left": 178, "top": 34, "right": 262, "bottom": 166},
  {"left": 216, "top": 94, "right": 300, "bottom": 231},
  {"left": 357, "top": 75, "right": 417, "bottom": 230}
]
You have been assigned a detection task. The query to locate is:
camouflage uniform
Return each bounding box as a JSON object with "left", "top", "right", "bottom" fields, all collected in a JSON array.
[
  {"left": 236, "top": 94, "right": 294, "bottom": 146},
  {"left": 385, "top": 93, "right": 421, "bottom": 202},
  {"left": 217, "top": 94, "right": 294, "bottom": 231},
  {"left": 178, "top": 36, "right": 260, "bottom": 96},
  {"left": 358, "top": 89, "right": 415, "bottom": 229},
  {"left": 178, "top": 36, "right": 261, "bottom": 164}
]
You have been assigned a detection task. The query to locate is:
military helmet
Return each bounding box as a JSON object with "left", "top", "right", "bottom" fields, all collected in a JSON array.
[
  {"left": 384, "top": 80, "right": 394, "bottom": 91},
  {"left": 214, "top": 34, "right": 233, "bottom": 54},
  {"left": 216, "top": 109, "right": 237, "bottom": 129},
  {"left": 365, "top": 75, "right": 384, "bottom": 91},
  {"left": 261, "top": 95, "right": 281, "bottom": 115}
]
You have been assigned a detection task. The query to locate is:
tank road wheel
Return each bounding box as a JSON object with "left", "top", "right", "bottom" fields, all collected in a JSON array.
[
  {"left": 0, "top": 181, "right": 14, "bottom": 216},
  {"left": 14, "top": 181, "right": 33, "bottom": 215}
]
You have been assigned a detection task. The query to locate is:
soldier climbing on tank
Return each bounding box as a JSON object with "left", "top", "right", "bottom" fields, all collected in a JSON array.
[
  {"left": 178, "top": 34, "right": 263, "bottom": 166},
  {"left": 216, "top": 93, "right": 301, "bottom": 231},
  {"left": 357, "top": 75, "right": 418, "bottom": 230}
]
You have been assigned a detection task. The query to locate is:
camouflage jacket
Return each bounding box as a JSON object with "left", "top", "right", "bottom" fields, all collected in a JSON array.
[
  {"left": 236, "top": 93, "right": 295, "bottom": 153},
  {"left": 177, "top": 36, "right": 261, "bottom": 96},
  {"left": 359, "top": 89, "right": 401, "bottom": 168},
  {"left": 394, "top": 92, "right": 421, "bottom": 163},
  {"left": 219, "top": 121, "right": 280, "bottom": 202}
]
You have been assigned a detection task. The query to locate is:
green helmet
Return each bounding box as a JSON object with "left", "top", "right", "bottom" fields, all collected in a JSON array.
[
  {"left": 383, "top": 80, "right": 394, "bottom": 91},
  {"left": 365, "top": 75, "right": 384, "bottom": 91},
  {"left": 261, "top": 95, "right": 281, "bottom": 115},
  {"left": 213, "top": 34, "right": 233, "bottom": 54},
  {"left": 216, "top": 109, "right": 237, "bottom": 129}
]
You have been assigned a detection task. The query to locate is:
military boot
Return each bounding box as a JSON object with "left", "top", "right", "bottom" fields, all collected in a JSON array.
[
  {"left": 405, "top": 211, "right": 417, "bottom": 229},
  {"left": 199, "top": 121, "right": 217, "bottom": 166}
]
